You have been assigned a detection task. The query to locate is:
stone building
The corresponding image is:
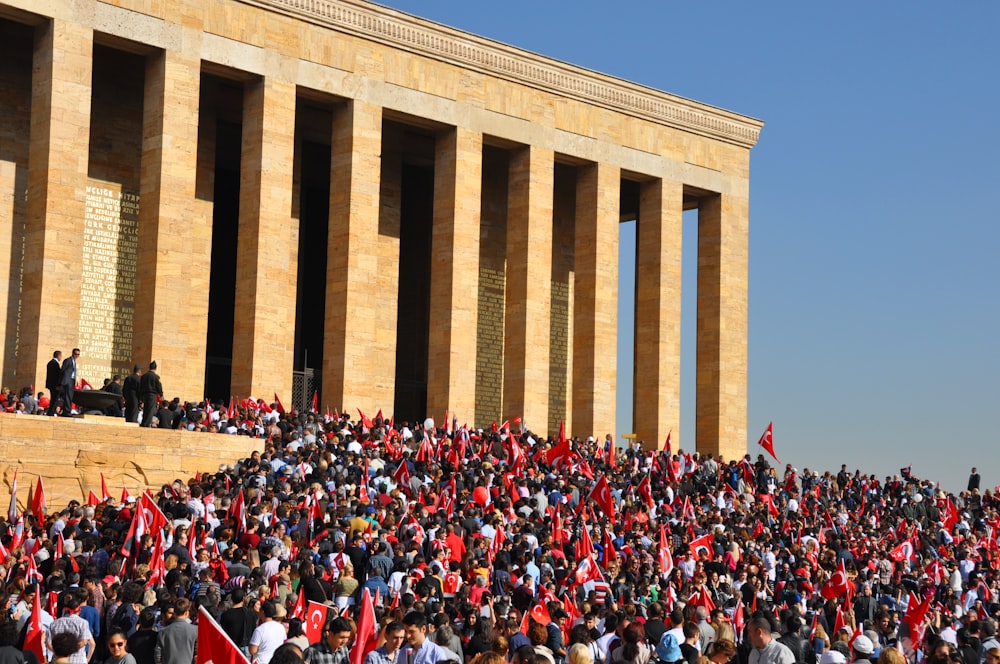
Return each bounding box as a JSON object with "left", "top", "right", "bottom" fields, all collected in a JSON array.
[{"left": 0, "top": 0, "right": 761, "bottom": 459}]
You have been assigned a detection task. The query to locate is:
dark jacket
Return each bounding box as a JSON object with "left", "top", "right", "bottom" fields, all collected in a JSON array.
[
  {"left": 778, "top": 633, "right": 811, "bottom": 664},
  {"left": 46, "top": 359, "right": 61, "bottom": 390}
]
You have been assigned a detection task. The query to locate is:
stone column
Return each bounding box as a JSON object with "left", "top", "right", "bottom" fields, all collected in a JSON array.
[
  {"left": 231, "top": 77, "right": 297, "bottom": 400},
  {"left": 503, "top": 145, "right": 553, "bottom": 429},
  {"left": 696, "top": 192, "right": 749, "bottom": 463},
  {"left": 427, "top": 127, "right": 481, "bottom": 424},
  {"left": 324, "top": 100, "right": 383, "bottom": 414},
  {"left": 634, "top": 178, "right": 683, "bottom": 450},
  {"left": 572, "top": 162, "right": 619, "bottom": 439},
  {"left": 18, "top": 19, "right": 93, "bottom": 391},
  {"left": 134, "top": 49, "right": 209, "bottom": 400}
]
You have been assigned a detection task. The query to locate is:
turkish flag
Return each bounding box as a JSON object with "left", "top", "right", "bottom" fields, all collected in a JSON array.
[
  {"left": 23, "top": 584, "right": 45, "bottom": 664},
  {"left": 663, "top": 431, "right": 671, "bottom": 454},
  {"left": 821, "top": 559, "right": 850, "bottom": 599},
  {"left": 29, "top": 475, "right": 45, "bottom": 517},
  {"left": 197, "top": 605, "right": 250, "bottom": 664},
  {"left": 530, "top": 602, "right": 552, "bottom": 626},
  {"left": 87, "top": 490, "right": 101, "bottom": 507},
  {"left": 545, "top": 437, "right": 573, "bottom": 467},
  {"left": 890, "top": 539, "right": 916, "bottom": 562},
  {"left": 688, "top": 586, "right": 716, "bottom": 611},
  {"left": 574, "top": 556, "right": 604, "bottom": 585},
  {"left": 757, "top": 421, "right": 780, "bottom": 464},
  {"left": 273, "top": 393, "right": 285, "bottom": 414},
  {"left": 658, "top": 525, "right": 674, "bottom": 576},
  {"left": 305, "top": 601, "right": 327, "bottom": 644},
  {"left": 588, "top": 475, "right": 615, "bottom": 523},
  {"left": 291, "top": 587, "right": 306, "bottom": 620},
  {"left": 689, "top": 533, "right": 714, "bottom": 559},
  {"left": 578, "top": 523, "right": 595, "bottom": 559},
  {"left": 350, "top": 589, "right": 377, "bottom": 664},
  {"left": 140, "top": 492, "right": 169, "bottom": 534},
  {"left": 636, "top": 474, "right": 654, "bottom": 510}
]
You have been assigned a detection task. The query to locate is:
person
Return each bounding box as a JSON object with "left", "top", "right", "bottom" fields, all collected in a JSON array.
[
  {"left": 365, "top": 622, "right": 406, "bottom": 664},
  {"left": 46, "top": 350, "right": 62, "bottom": 416},
  {"left": 705, "top": 640, "right": 737, "bottom": 664},
  {"left": 304, "top": 617, "right": 353, "bottom": 664},
  {"left": 125, "top": 609, "right": 157, "bottom": 664},
  {"left": 850, "top": 636, "right": 874, "bottom": 664},
  {"left": 59, "top": 348, "right": 80, "bottom": 416},
  {"left": 747, "top": 615, "right": 794, "bottom": 664},
  {"left": 104, "top": 376, "right": 123, "bottom": 417},
  {"left": 103, "top": 630, "right": 135, "bottom": 664},
  {"left": 138, "top": 361, "right": 162, "bottom": 428},
  {"left": 219, "top": 588, "right": 256, "bottom": 658},
  {"left": 48, "top": 592, "right": 96, "bottom": 664},
  {"left": 51, "top": 632, "right": 86, "bottom": 664},
  {"left": 0, "top": 620, "right": 29, "bottom": 664},
  {"left": 969, "top": 468, "right": 981, "bottom": 492},
  {"left": 153, "top": 598, "right": 197, "bottom": 664},
  {"left": 567, "top": 643, "right": 593, "bottom": 664},
  {"left": 249, "top": 601, "right": 286, "bottom": 664},
  {"left": 122, "top": 365, "right": 141, "bottom": 423},
  {"left": 400, "top": 611, "right": 451, "bottom": 664}
]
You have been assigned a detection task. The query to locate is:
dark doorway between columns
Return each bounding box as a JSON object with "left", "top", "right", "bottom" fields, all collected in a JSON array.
[
  {"left": 393, "top": 162, "right": 432, "bottom": 422},
  {"left": 201, "top": 74, "right": 244, "bottom": 400},
  {"left": 292, "top": 100, "right": 332, "bottom": 410}
]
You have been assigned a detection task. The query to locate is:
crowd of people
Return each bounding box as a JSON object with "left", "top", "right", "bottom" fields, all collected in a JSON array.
[{"left": 1, "top": 406, "right": 998, "bottom": 664}]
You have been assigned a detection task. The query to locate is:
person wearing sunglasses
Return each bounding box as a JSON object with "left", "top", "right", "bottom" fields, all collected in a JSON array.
[{"left": 104, "top": 630, "right": 136, "bottom": 664}]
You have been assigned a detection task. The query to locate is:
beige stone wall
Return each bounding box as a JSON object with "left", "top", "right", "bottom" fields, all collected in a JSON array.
[
  {"left": 0, "top": 0, "right": 760, "bottom": 455},
  {"left": 0, "top": 413, "right": 260, "bottom": 511}
]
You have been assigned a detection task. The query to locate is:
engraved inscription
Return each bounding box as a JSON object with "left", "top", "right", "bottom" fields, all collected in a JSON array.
[
  {"left": 475, "top": 265, "right": 505, "bottom": 423},
  {"left": 79, "top": 184, "right": 138, "bottom": 382}
]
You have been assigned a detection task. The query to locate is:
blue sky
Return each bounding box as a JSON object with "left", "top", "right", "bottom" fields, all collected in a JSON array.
[{"left": 377, "top": 1, "right": 1000, "bottom": 493}]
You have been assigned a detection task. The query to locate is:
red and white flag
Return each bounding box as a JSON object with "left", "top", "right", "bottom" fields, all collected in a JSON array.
[
  {"left": 140, "top": 492, "right": 169, "bottom": 534},
  {"left": 821, "top": 559, "right": 850, "bottom": 599},
  {"left": 689, "top": 533, "right": 714, "bottom": 559},
  {"left": 757, "top": 422, "right": 780, "bottom": 464},
  {"left": 101, "top": 473, "right": 111, "bottom": 501},
  {"left": 197, "top": 605, "right": 250, "bottom": 664},
  {"left": 587, "top": 475, "right": 615, "bottom": 523},
  {"left": 29, "top": 475, "right": 45, "bottom": 517},
  {"left": 23, "top": 581, "right": 45, "bottom": 663},
  {"left": 658, "top": 525, "right": 674, "bottom": 576},
  {"left": 305, "top": 601, "right": 327, "bottom": 644},
  {"left": 350, "top": 589, "right": 377, "bottom": 664}
]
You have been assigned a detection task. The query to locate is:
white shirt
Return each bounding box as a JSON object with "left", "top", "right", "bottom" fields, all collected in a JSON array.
[{"left": 250, "top": 620, "right": 286, "bottom": 664}]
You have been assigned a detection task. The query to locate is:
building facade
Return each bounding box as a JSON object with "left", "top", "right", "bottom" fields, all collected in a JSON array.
[{"left": 0, "top": 0, "right": 761, "bottom": 458}]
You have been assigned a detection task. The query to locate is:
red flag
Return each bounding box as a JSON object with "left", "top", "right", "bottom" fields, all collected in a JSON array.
[
  {"left": 87, "top": 490, "right": 100, "bottom": 507},
  {"left": 689, "top": 533, "right": 714, "bottom": 559},
  {"left": 757, "top": 421, "right": 780, "bottom": 464},
  {"left": 658, "top": 525, "right": 674, "bottom": 575},
  {"left": 311, "top": 391, "right": 318, "bottom": 413},
  {"left": 520, "top": 610, "right": 531, "bottom": 636},
  {"left": 29, "top": 475, "right": 45, "bottom": 517},
  {"left": 197, "top": 605, "right": 250, "bottom": 664},
  {"left": 305, "top": 601, "right": 328, "bottom": 644},
  {"left": 636, "top": 475, "right": 654, "bottom": 510},
  {"left": 393, "top": 460, "right": 411, "bottom": 490},
  {"left": 602, "top": 528, "right": 617, "bottom": 569},
  {"left": 663, "top": 431, "right": 672, "bottom": 454},
  {"left": 100, "top": 473, "right": 111, "bottom": 501},
  {"left": 578, "top": 523, "right": 595, "bottom": 559},
  {"left": 146, "top": 533, "right": 167, "bottom": 588},
  {"left": 733, "top": 601, "right": 745, "bottom": 641},
  {"left": 545, "top": 437, "right": 572, "bottom": 467},
  {"left": 833, "top": 605, "right": 846, "bottom": 635},
  {"left": 23, "top": 582, "right": 45, "bottom": 664},
  {"left": 350, "top": 589, "right": 377, "bottom": 664},
  {"left": 943, "top": 497, "right": 959, "bottom": 532},
  {"left": 120, "top": 506, "right": 148, "bottom": 558},
  {"left": 530, "top": 602, "right": 552, "bottom": 626},
  {"left": 587, "top": 475, "right": 615, "bottom": 523},
  {"left": 140, "top": 492, "right": 169, "bottom": 534},
  {"left": 821, "top": 559, "right": 850, "bottom": 600},
  {"left": 273, "top": 393, "right": 285, "bottom": 414},
  {"left": 688, "top": 586, "right": 716, "bottom": 612},
  {"left": 358, "top": 409, "right": 374, "bottom": 429},
  {"left": 291, "top": 587, "right": 306, "bottom": 620}
]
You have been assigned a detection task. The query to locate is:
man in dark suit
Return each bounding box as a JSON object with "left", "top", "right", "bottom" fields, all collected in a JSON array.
[
  {"left": 139, "top": 361, "right": 162, "bottom": 428},
  {"left": 122, "top": 364, "right": 141, "bottom": 423},
  {"left": 59, "top": 348, "right": 80, "bottom": 416},
  {"left": 45, "top": 350, "right": 62, "bottom": 416},
  {"left": 104, "top": 375, "right": 124, "bottom": 417}
]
